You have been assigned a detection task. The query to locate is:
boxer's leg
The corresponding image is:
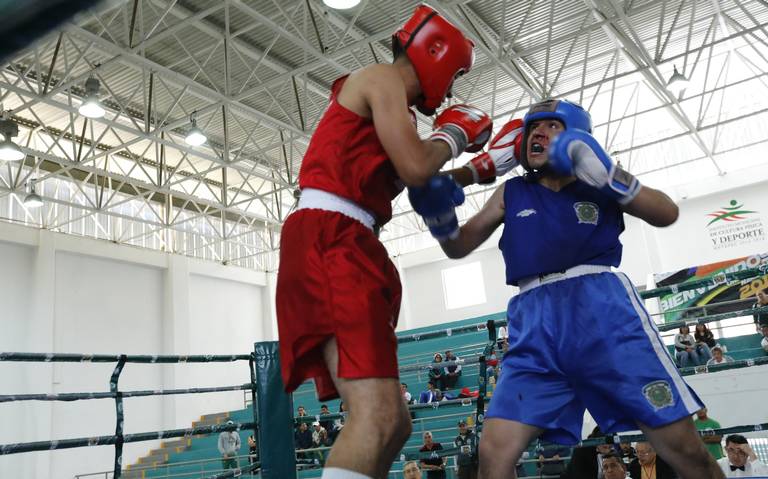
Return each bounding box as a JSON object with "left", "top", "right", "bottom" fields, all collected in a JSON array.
[{"left": 320, "top": 338, "right": 411, "bottom": 479}]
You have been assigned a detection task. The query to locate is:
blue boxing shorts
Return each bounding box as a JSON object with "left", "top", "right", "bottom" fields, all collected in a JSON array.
[{"left": 486, "top": 268, "right": 703, "bottom": 445}]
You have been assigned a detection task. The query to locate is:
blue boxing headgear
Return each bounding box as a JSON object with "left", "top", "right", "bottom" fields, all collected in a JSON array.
[{"left": 520, "top": 99, "right": 592, "bottom": 173}]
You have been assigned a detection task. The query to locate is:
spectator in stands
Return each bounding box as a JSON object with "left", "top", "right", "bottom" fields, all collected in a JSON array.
[
  {"left": 294, "top": 421, "right": 313, "bottom": 458},
  {"left": 675, "top": 325, "right": 701, "bottom": 367},
  {"left": 718, "top": 434, "right": 768, "bottom": 477},
  {"left": 694, "top": 408, "right": 724, "bottom": 460},
  {"left": 330, "top": 402, "right": 346, "bottom": 441},
  {"left": 313, "top": 426, "right": 333, "bottom": 465},
  {"left": 761, "top": 324, "right": 768, "bottom": 354},
  {"left": 217, "top": 420, "right": 241, "bottom": 471},
  {"left": 295, "top": 405, "right": 307, "bottom": 432},
  {"left": 515, "top": 450, "right": 529, "bottom": 477},
  {"left": 403, "top": 460, "right": 423, "bottom": 479},
  {"left": 419, "top": 382, "right": 440, "bottom": 404},
  {"left": 401, "top": 382, "right": 414, "bottom": 404},
  {"left": 454, "top": 420, "right": 479, "bottom": 479},
  {"left": 419, "top": 431, "right": 446, "bottom": 479},
  {"left": 429, "top": 352, "right": 446, "bottom": 391},
  {"left": 443, "top": 350, "right": 462, "bottom": 390},
  {"left": 561, "top": 426, "right": 612, "bottom": 479},
  {"left": 247, "top": 433, "right": 257, "bottom": 468},
  {"left": 486, "top": 348, "right": 499, "bottom": 381},
  {"left": 619, "top": 441, "right": 636, "bottom": 463},
  {"left": 602, "top": 453, "right": 629, "bottom": 479},
  {"left": 753, "top": 290, "right": 768, "bottom": 330},
  {"left": 536, "top": 443, "right": 568, "bottom": 477},
  {"left": 707, "top": 346, "right": 734, "bottom": 367},
  {"left": 629, "top": 442, "right": 676, "bottom": 479},
  {"left": 318, "top": 404, "right": 333, "bottom": 433},
  {"left": 497, "top": 323, "right": 508, "bottom": 351},
  {"left": 311, "top": 421, "right": 326, "bottom": 445},
  {"left": 694, "top": 324, "right": 715, "bottom": 362}
]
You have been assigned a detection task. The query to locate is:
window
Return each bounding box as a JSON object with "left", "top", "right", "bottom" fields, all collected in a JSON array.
[{"left": 441, "top": 262, "right": 487, "bottom": 310}]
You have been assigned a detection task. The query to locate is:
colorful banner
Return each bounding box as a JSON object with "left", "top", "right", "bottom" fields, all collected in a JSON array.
[{"left": 654, "top": 253, "right": 768, "bottom": 323}]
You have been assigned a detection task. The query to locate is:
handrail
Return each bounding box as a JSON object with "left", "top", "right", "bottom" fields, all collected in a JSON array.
[
  {"left": 0, "top": 421, "right": 255, "bottom": 455},
  {"left": 0, "top": 352, "right": 251, "bottom": 363},
  {"left": 74, "top": 453, "right": 257, "bottom": 478},
  {"left": 0, "top": 383, "right": 255, "bottom": 403}
]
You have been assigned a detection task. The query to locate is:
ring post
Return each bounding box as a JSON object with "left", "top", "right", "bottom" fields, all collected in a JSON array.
[
  {"left": 476, "top": 319, "right": 497, "bottom": 434},
  {"left": 254, "top": 341, "right": 296, "bottom": 479},
  {"left": 247, "top": 354, "right": 260, "bottom": 463},
  {"left": 111, "top": 354, "right": 127, "bottom": 478}
]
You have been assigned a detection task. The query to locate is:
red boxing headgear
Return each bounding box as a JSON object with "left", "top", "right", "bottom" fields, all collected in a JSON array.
[{"left": 393, "top": 5, "right": 475, "bottom": 115}]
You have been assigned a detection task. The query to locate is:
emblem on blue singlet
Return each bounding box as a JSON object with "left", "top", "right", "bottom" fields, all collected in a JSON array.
[
  {"left": 573, "top": 202, "right": 599, "bottom": 225},
  {"left": 642, "top": 380, "right": 674, "bottom": 410}
]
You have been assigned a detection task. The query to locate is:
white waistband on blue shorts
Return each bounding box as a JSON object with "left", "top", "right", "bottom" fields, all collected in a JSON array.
[
  {"left": 297, "top": 188, "right": 376, "bottom": 232},
  {"left": 517, "top": 264, "right": 613, "bottom": 294}
]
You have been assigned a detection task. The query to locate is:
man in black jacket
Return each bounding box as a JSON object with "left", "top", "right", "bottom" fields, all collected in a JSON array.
[{"left": 561, "top": 427, "right": 616, "bottom": 479}]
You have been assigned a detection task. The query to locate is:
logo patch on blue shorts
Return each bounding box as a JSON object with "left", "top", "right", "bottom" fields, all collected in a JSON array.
[{"left": 642, "top": 380, "right": 674, "bottom": 410}]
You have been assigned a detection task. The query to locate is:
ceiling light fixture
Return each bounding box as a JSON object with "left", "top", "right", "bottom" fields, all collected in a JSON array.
[
  {"left": 322, "top": 0, "right": 361, "bottom": 9},
  {"left": 0, "top": 114, "right": 25, "bottom": 162},
  {"left": 185, "top": 112, "right": 207, "bottom": 146},
  {"left": 667, "top": 65, "right": 690, "bottom": 96},
  {"left": 24, "top": 179, "right": 43, "bottom": 208},
  {"left": 78, "top": 76, "right": 106, "bottom": 119}
]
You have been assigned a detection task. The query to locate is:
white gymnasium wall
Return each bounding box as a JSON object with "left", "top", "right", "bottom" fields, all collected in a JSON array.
[
  {"left": 182, "top": 274, "right": 262, "bottom": 422},
  {"left": 686, "top": 365, "right": 768, "bottom": 430},
  {"left": 50, "top": 251, "right": 165, "bottom": 478},
  {"left": 0, "top": 240, "right": 36, "bottom": 477},
  {"left": 0, "top": 223, "right": 271, "bottom": 479},
  {"left": 397, "top": 239, "right": 514, "bottom": 330}
]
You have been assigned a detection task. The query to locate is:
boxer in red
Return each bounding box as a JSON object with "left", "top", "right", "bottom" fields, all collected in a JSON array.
[{"left": 276, "top": 5, "right": 498, "bottom": 479}]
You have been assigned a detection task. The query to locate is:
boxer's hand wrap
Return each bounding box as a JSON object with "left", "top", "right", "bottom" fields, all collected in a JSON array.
[
  {"left": 429, "top": 105, "right": 493, "bottom": 159},
  {"left": 463, "top": 118, "right": 524, "bottom": 184}
]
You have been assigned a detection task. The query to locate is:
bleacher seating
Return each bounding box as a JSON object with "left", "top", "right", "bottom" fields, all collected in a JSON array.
[{"left": 125, "top": 311, "right": 767, "bottom": 479}]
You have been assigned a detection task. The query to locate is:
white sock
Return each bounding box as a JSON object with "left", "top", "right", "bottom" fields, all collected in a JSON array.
[{"left": 321, "top": 467, "right": 374, "bottom": 479}]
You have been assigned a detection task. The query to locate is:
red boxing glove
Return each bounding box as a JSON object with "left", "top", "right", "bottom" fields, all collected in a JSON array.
[
  {"left": 463, "top": 118, "right": 523, "bottom": 184},
  {"left": 429, "top": 104, "right": 492, "bottom": 159}
]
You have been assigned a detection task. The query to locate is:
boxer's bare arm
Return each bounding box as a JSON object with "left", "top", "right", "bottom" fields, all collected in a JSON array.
[
  {"left": 339, "top": 65, "right": 452, "bottom": 187},
  {"left": 440, "top": 183, "right": 506, "bottom": 258},
  {"left": 621, "top": 186, "right": 679, "bottom": 227}
]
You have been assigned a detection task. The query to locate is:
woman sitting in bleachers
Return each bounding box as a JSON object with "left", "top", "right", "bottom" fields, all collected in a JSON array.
[{"left": 428, "top": 352, "right": 446, "bottom": 391}]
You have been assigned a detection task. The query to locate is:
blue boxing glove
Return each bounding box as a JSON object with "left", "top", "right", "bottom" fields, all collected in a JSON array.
[
  {"left": 408, "top": 175, "right": 465, "bottom": 242},
  {"left": 548, "top": 129, "right": 641, "bottom": 205}
]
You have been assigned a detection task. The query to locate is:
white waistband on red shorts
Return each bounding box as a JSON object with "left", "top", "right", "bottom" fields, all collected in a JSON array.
[
  {"left": 517, "top": 264, "right": 613, "bottom": 294},
  {"left": 297, "top": 188, "right": 376, "bottom": 231}
]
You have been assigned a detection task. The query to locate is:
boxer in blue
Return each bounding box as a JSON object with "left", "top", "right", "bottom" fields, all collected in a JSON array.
[{"left": 408, "top": 99, "right": 724, "bottom": 479}]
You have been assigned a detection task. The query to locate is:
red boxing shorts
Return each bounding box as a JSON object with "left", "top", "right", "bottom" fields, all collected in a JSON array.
[{"left": 276, "top": 209, "right": 402, "bottom": 401}]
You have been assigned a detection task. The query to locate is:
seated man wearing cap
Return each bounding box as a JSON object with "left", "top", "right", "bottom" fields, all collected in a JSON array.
[{"left": 454, "top": 421, "right": 479, "bottom": 479}]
